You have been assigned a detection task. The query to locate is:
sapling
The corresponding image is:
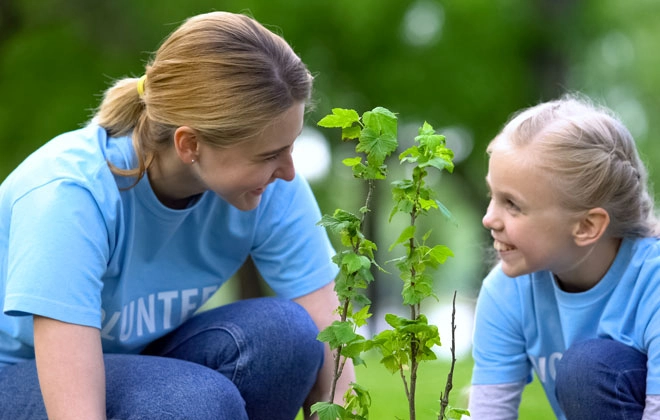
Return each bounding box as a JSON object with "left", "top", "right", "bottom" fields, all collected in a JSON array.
[
  {"left": 369, "top": 120, "right": 460, "bottom": 420},
  {"left": 313, "top": 107, "right": 469, "bottom": 420},
  {"left": 312, "top": 107, "right": 398, "bottom": 420}
]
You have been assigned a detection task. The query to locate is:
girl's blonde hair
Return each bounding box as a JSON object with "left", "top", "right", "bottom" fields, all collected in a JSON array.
[
  {"left": 94, "top": 11, "right": 313, "bottom": 181},
  {"left": 489, "top": 93, "right": 659, "bottom": 238}
]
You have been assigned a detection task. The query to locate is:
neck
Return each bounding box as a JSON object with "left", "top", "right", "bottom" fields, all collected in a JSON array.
[
  {"left": 147, "top": 151, "right": 202, "bottom": 209},
  {"left": 554, "top": 237, "right": 622, "bottom": 293}
]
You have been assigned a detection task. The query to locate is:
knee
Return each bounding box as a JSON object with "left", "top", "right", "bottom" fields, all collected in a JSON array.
[
  {"left": 556, "top": 339, "right": 602, "bottom": 388},
  {"left": 255, "top": 298, "right": 320, "bottom": 342},
  {"left": 107, "top": 361, "right": 248, "bottom": 420},
  {"left": 252, "top": 298, "right": 324, "bottom": 371},
  {"left": 179, "top": 372, "right": 247, "bottom": 420},
  {"left": 555, "top": 339, "right": 647, "bottom": 418},
  {"left": 556, "top": 338, "right": 647, "bottom": 398},
  {"left": 265, "top": 298, "right": 323, "bottom": 355}
]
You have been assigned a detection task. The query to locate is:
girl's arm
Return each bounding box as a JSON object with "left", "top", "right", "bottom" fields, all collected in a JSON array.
[
  {"left": 294, "top": 281, "right": 356, "bottom": 419},
  {"left": 468, "top": 381, "right": 525, "bottom": 420},
  {"left": 33, "top": 315, "right": 106, "bottom": 420},
  {"left": 643, "top": 395, "right": 660, "bottom": 419}
]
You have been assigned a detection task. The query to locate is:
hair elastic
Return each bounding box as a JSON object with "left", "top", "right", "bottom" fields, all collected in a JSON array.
[{"left": 136, "top": 75, "right": 147, "bottom": 97}]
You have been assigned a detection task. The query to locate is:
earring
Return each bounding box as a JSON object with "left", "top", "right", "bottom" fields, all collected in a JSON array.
[{"left": 191, "top": 159, "right": 196, "bottom": 164}]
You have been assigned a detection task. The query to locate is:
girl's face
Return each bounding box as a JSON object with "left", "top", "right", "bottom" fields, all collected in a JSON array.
[
  {"left": 482, "top": 140, "right": 583, "bottom": 279},
  {"left": 194, "top": 102, "right": 305, "bottom": 211}
]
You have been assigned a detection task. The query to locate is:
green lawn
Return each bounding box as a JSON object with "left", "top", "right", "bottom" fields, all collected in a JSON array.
[{"left": 300, "top": 352, "right": 555, "bottom": 419}]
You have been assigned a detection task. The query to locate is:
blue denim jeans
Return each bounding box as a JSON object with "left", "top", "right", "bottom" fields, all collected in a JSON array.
[
  {"left": 555, "top": 338, "right": 647, "bottom": 420},
  {"left": 0, "top": 297, "right": 324, "bottom": 420}
]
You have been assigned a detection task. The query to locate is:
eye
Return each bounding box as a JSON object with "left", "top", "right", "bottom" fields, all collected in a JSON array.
[
  {"left": 264, "top": 154, "right": 279, "bottom": 162},
  {"left": 505, "top": 199, "right": 520, "bottom": 212}
]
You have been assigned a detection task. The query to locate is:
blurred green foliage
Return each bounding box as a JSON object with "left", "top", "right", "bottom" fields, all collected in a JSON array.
[{"left": 1, "top": 0, "right": 659, "bottom": 297}]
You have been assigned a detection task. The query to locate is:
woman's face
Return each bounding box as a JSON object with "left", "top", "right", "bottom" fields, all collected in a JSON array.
[
  {"left": 194, "top": 102, "right": 305, "bottom": 211},
  {"left": 481, "top": 140, "right": 583, "bottom": 279}
]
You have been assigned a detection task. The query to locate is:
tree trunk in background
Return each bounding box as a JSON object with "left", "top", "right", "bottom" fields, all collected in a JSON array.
[
  {"left": 530, "top": 0, "right": 575, "bottom": 100},
  {"left": 0, "top": 0, "right": 21, "bottom": 50},
  {"left": 237, "top": 257, "right": 266, "bottom": 300}
]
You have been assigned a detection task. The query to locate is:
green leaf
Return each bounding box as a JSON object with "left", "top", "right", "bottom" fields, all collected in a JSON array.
[
  {"left": 342, "top": 157, "right": 362, "bottom": 167},
  {"left": 342, "top": 338, "right": 367, "bottom": 359},
  {"left": 389, "top": 225, "right": 416, "bottom": 251},
  {"left": 342, "top": 253, "right": 371, "bottom": 274},
  {"left": 436, "top": 200, "right": 458, "bottom": 226},
  {"left": 446, "top": 406, "right": 471, "bottom": 419},
  {"left": 317, "top": 321, "right": 358, "bottom": 348},
  {"left": 418, "top": 197, "right": 437, "bottom": 211},
  {"left": 384, "top": 313, "right": 409, "bottom": 328},
  {"left": 311, "top": 401, "right": 346, "bottom": 420},
  {"left": 352, "top": 305, "right": 372, "bottom": 327},
  {"left": 357, "top": 127, "right": 398, "bottom": 167},
  {"left": 318, "top": 108, "right": 360, "bottom": 128},
  {"left": 380, "top": 354, "right": 401, "bottom": 374},
  {"left": 428, "top": 244, "right": 454, "bottom": 265},
  {"left": 344, "top": 382, "right": 372, "bottom": 419},
  {"left": 342, "top": 125, "right": 361, "bottom": 140},
  {"left": 422, "top": 150, "right": 455, "bottom": 173},
  {"left": 362, "top": 107, "right": 398, "bottom": 137}
]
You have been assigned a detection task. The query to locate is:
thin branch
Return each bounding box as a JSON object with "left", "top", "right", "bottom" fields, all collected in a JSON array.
[
  {"left": 439, "top": 290, "right": 458, "bottom": 419},
  {"left": 399, "top": 363, "right": 411, "bottom": 401}
]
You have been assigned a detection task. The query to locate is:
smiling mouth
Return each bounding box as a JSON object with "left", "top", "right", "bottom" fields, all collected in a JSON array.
[{"left": 493, "top": 240, "right": 516, "bottom": 252}]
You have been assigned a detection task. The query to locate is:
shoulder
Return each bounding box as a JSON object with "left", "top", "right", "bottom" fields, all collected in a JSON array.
[
  {"left": 1, "top": 125, "right": 125, "bottom": 218},
  {"left": 622, "top": 237, "right": 660, "bottom": 286},
  {"left": 630, "top": 236, "right": 660, "bottom": 263},
  {"left": 4, "top": 125, "right": 118, "bottom": 187}
]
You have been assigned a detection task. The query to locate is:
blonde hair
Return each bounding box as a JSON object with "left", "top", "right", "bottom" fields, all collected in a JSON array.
[
  {"left": 488, "top": 93, "right": 659, "bottom": 238},
  {"left": 94, "top": 11, "right": 313, "bottom": 181}
]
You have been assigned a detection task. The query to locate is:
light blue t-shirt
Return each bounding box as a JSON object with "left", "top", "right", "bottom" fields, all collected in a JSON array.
[
  {"left": 0, "top": 124, "right": 338, "bottom": 367},
  {"left": 472, "top": 237, "right": 660, "bottom": 419}
]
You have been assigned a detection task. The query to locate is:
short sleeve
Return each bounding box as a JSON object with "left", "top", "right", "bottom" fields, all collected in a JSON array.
[
  {"left": 250, "top": 175, "right": 337, "bottom": 299},
  {"left": 471, "top": 266, "right": 533, "bottom": 385},
  {"left": 4, "top": 180, "right": 110, "bottom": 328},
  {"left": 642, "top": 280, "right": 660, "bottom": 395}
]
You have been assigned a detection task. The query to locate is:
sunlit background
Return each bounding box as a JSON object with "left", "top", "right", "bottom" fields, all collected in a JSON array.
[{"left": 1, "top": 0, "right": 659, "bottom": 416}]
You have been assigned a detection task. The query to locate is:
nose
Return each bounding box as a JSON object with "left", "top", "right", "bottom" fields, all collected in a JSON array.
[
  {"left": 275, "top": 152, "right": 296, "bottom": 182},
  {"left": 482, "top": 199, "right": 502, "bottom": 231}
]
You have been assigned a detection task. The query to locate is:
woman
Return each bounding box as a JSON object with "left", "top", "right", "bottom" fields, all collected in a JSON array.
[{"left": 0, "top": 11, "right": 352, "bottom": 420}]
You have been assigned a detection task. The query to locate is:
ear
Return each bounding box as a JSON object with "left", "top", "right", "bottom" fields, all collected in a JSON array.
[
  {"left": 173, "top": 126, "right": 199, "bottom": 164},
  {"left": 573, "top": 208, "right": 610, "bottom": 247}
]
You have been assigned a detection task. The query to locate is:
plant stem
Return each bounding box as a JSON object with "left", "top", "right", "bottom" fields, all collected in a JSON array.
[
  {"left": 409, "top": 338, "right": 418, "bottom": 420},
  {"left": 361, "top": 179, "right": 374, "bottom": 225},
  {"left": 439, "top": 290, "right": 458, "bottom": 419},
  {"left": 327, "top": 176, "right": 375, "bottom": 404},
  {"left": 329, "top": 296, "right": 352, "bottom": 403}
]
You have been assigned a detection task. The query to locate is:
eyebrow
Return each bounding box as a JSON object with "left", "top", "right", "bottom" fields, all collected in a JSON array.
[
  {"left": 255, "top": 145, "right": 291, "bottom": 158},
  {"left": 254, "top": 128, "right": 303, "bottom": 158},
  {"left": 485, "top": 176, "right": 523, "bottom": 203}
]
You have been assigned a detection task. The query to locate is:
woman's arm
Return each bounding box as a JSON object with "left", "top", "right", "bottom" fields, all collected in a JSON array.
[
  {"left": 33, "top": 315, "right": 106, "bottom": 420},
  {"left": 294, "top": 281, "right": 356, "bottom": 419}
]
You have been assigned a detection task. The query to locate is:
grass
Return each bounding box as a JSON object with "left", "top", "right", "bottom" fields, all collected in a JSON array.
[{"left": 300, "top": 352, "right": 555, "bottom": 419}]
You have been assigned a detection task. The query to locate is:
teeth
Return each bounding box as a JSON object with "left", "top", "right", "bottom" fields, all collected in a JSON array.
[{"left": 494, "top": 240, "right": 515, "bottom": 252}]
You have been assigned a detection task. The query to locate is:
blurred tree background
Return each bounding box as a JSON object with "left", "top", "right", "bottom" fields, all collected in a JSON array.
[{"left": 1, "top": 0, "right": 659, "bottom": 380}]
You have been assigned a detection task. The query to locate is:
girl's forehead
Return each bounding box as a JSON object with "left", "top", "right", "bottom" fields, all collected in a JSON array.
[
  {"left": 488, "top": 145, "right": 565, "bottom": 201},
  {"left": 489, "top": 139, "right": 539, "bottom": 165}
]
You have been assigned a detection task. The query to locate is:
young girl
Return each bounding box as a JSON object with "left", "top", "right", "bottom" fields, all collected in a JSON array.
[
  {"left": 0, "top": 11, "right": 353, "bottom": 420},
  {"left": 469, "top": 94, "right": 660, "bottom": 420}
]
